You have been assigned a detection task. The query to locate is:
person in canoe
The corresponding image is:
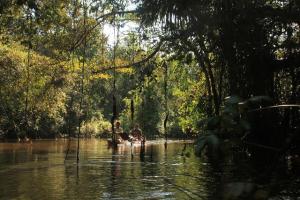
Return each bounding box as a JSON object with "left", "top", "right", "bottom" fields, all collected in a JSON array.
[
  {"left": 115, "top": 121, "right": 124, "bottom": 143},
  {"left": 129, "top": 124, "right": 145, "bottom": 142}
]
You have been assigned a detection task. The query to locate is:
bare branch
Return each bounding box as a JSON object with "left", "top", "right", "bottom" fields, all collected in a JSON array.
[
  {"left": 92, "top": 39, "right": 166, "bottom": 73},
  {"left": 70, "top": 10, "right": 138, "bottom": 51}
]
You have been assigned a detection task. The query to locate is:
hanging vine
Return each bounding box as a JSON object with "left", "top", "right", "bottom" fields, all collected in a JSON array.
[
  {"left": 111, "top": 7, "right": 121, "bottom": 145},
  {"left": 24, "top": 5, "right": 32, "bottom": 139},
  {"left": 163, "top": 61, "right": 169, "bottom": 148},
  {"left": 77, "top": 0, "right": 87, "bottom": 163}
]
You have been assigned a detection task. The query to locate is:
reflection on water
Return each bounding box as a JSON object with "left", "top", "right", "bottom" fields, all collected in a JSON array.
[
  {"left": 0, "top": 139, "right": 217, "bottom": 200},
  {"left": 0, "top": 139, "right": 298, "bottom": 200}
]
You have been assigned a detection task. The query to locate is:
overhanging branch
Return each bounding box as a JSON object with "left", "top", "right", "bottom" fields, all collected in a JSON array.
[
  {"left": 92, "top": 39, "right": 166, "bottom": 73},
  {"left": 70, "top": 10, "right": 138, "bottom": 51}
]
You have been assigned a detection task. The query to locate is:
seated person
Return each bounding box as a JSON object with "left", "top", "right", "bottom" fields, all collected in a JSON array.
[
  {"left": 129, "top": 124, "right": 144, "bottom": 141},
  {"left": 114, "top": 121, "right": 124, "bottom": 143}
]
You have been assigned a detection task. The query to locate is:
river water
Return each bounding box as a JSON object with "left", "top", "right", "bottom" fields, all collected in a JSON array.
[{"left": 0, "top": 139, "right": 298, "bottom": 200}]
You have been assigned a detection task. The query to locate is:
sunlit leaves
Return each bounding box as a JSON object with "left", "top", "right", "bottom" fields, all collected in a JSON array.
[
  {"left": 90, "top": 73, "right": 112, "bottom": 80},
  {"left": 0, "top": 41, "right": 68, "bottom": 137},
  {"left": 116, "top": 67, "right": 134, "bottom": 73}
]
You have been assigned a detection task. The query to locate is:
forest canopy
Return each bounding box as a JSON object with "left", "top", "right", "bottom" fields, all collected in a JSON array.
[{"left": 0, "top": 0, "right": 299, "bottom": 142}]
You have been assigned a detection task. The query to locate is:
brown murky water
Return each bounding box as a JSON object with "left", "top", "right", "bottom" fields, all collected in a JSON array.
[
  {"left": 0, "top": 139, "right": 219, "bottom": 200},
  {"left": 0, "top": 139, "right": 298, "bottom": 200}
]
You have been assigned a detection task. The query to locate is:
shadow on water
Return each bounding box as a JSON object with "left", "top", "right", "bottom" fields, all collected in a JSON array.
[{"left": 0, "top": 139, "right": 298, "bottom": 199}]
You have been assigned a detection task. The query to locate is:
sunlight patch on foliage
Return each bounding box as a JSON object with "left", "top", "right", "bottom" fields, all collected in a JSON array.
[
  {"left": 116, "top": 67, "right": 134, "bottom": 74},
  {"left": 90, "top": 73, "right": 112, "bottom": 80}
]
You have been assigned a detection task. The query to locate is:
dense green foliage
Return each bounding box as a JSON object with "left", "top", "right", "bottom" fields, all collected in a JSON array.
[
  {"left": 0, "top": 0, "right": 117, "bottom": 138},
  {"left": 0, "top": 0, "right": 299, "bottom": 146},
  {"left": 0, "top": 0, "right": 203, "bottom": 139},
  {"left": 136, "top": 0, "right": 299, "bottom": 151},
  {"left": 0, "top": 2, "right": 298, "bottom": 199},
  {"left": 138, "top": 0, "right": 299, "bottom": 113}
]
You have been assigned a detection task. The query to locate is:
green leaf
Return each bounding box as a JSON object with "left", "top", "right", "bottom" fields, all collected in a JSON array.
[
  {"left": 248, "top": 96, "right": 272, "bottom": 102},
  {"left": 206, "top": 116, "right": 220, "bottom": 130},
  {"left": 240, "top": 119, "right": 251, "bottom": 131},
  {"left": 224, "top": 96, "right": 242, "bottom": 105},
  {"left": 195, "top": 133, "right": 220, "bottom": 156}
]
